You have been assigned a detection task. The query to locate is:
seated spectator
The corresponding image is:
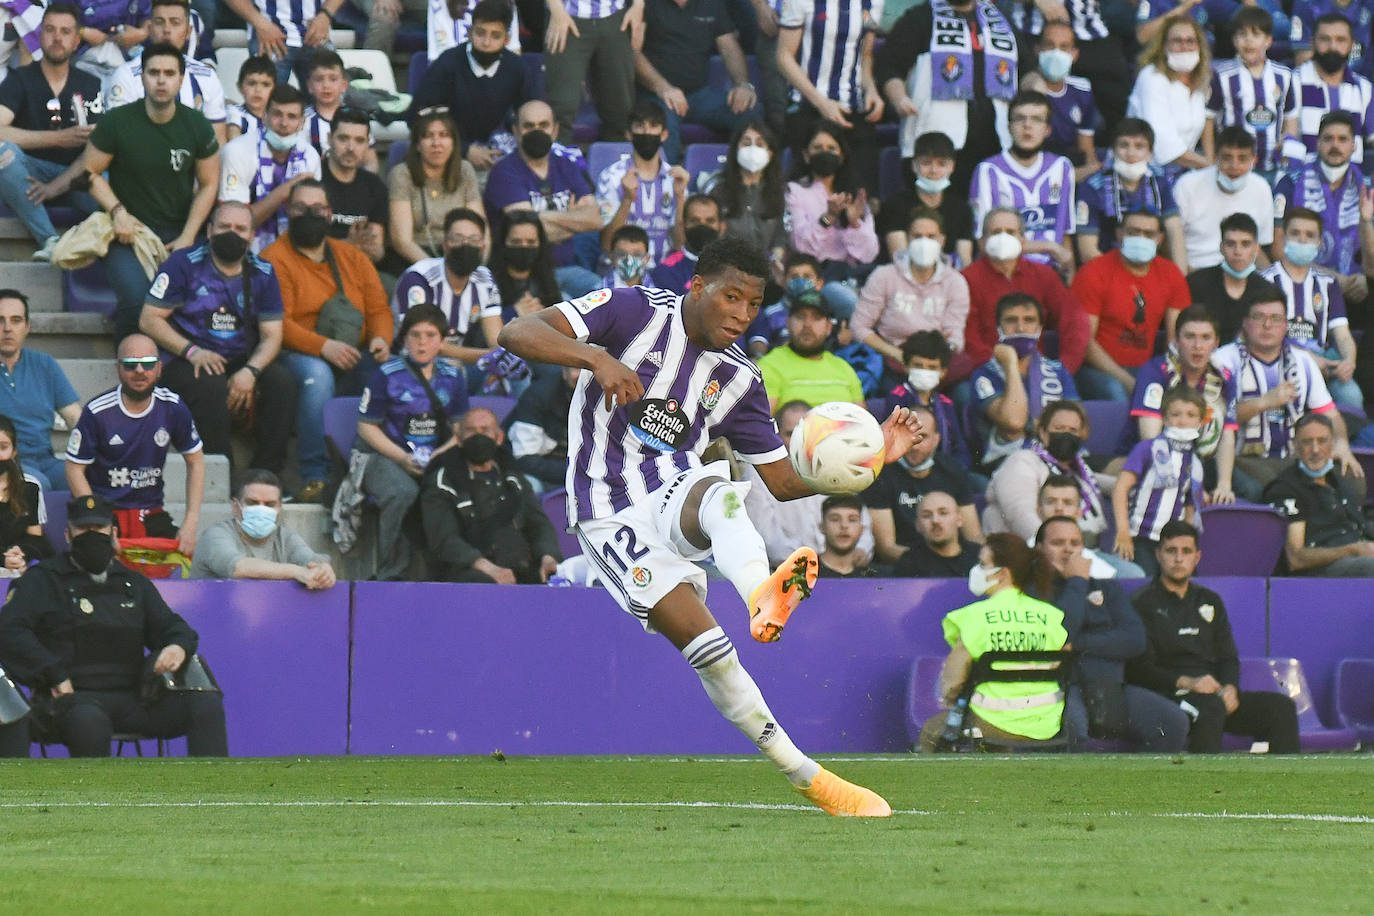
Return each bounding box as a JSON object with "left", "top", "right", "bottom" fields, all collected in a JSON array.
[
  {"left": 816, "top": 495, "right": 881, "bottom": 579},
  {"left": 0, "top": 413, "right": 53, "bottom": 576},
  {"left": 65, "top": 334, "right": 205, "bottom": 556},
  {"left": 602, "top": 225, "right": 657, "bottom": 289},
  {"left": 219, "top": 85, "right": 323, "bottom": 254},
  {"left": 1185, "top": 212, "right": 1274, "bottom": 343},
  {"left": 226, "top": 53, "right": 274, "bottom": 140},
  {"left": 1020, "top": 20, "right": 1100, "bottom": 179},
  {"left": 1261, "top": 206, "right": 1362, "bottom": 408},
  {"left": 1293, "top": 2, "right": 1374, "bottom": 81},
  {"left": 106, "top": 0, "right": 227, "bottom": 145},
  {"left": 1072, "top": 209, "right": 1190, "bottom": 402},
  {"left": 707, "top": 121, "right": 788, "bottom": 263},
  {"left": 427, "top": 0, "right": 519, "bottom": 61},
  {"left": 1264, "top": 412, "right": 1374, "bottom": 576},
  {"left": 1131, "top": 304, "right": 1243, "bottom": 502},
  {"left": 970, "top": 293, "right": 1079, "bottom": 469},
  {"left": 483, "top": 100, "right": 602, "bottom": 296},
  {"left": 0, "top": 2, "right": 102, "bottom": 262},
  {"left": 0, "top": 291, "right": 81, "bottom": 489},
  {"left": 86, "top": 42, "right": 220, "bottom": 341},
  {"left": 1175, "top": 128, "right": 1275, "bottom": 273},
  {"left": 634, "top": 0, "right": 759, "bottom": 164},
  {"left": 595, "top": 100, "right": 689, "bottom": 266},
  {"left": 970, "top": 91, "right": 1077, "bottom": 279},
  {"left": 389, "top": 108, "right": 485, "bottom": 271},
  {"left": 650, "top": 193, "right": 723, "bottom": 294},
  {"left": 1036, "top": 475, "right": 1143, "bottom": 579},
  {"left": 954, "top": 208, "right": 1091, "bottom": 383},
  {"left": 1213, "top": 287, "right": 1357, "bottom": 488},
  {"left": 892, "top": 489, "right": 981, "bottom": 579},
  {"left": 72, "top": 0, "right": 149, "bottom": 83},
  {"left": 1075, "top": 118, "right": 1183, "bottom": 265},
  {"left": 853, "top": 207, "right": 970, "bottom": 383},
  {"left": 1033, "top": 515, "right": 1188, "bottom": 751},
  {"left": 321, "top": 107, "right": 388, "bottom": 266},
  {"left": 221, "top": 0, "right": 333, "bottom": 86},
  {"left": 882, "top": 330, "right": 973, "bottom": 471},
  {"left": 263, "top": 179, "right": 394, "bottom": 502},
  {"left": 506, "top": 366, "right": 578, "bottom": 494},
  {"left": 189, "top": 469, "right": 336, "bottom": 587},
  {"left": 302, "top": 50, "right": 378, "bottom": 172},
  {"left": 984, "top": 399, "right": 1111, "bottom": 544},
  {"left": 139, "top": 201, "right": 296, "bottom": 476},
  {"left": 490, "top": 211, "right": 563, "bottom": 321},
  {"left": 757, "top": 291, "right": 863, "bottom": 412},
  {"left": 876, "top": 131, "right": 974, "bottom": 268},
  {"left": 1287, "top": 13, "right": 1374, "bottom": 172},
  {"left": 865, "top": 405, "right": 981, "bottom": 564},
  {"left": 918, "top": 533, "right": 1068, "bottom": 752},
  {"left": 1126, "top": 16, "right": 1211, "bottom": 171},
  {"left": 1207, "top": 8, "right": 1294, "bottom": 182},
  {"left": 1128, "top": 520, "right": 1301, "bottom": 753},
  {"left": 1112, "top": 386, "right": 1206, "bottom": 578},
  {"left": 784, "top": 119, "right": 879, "bottom": 308},
  {"left": 355, "top": 305, "right": 469, "bottom": 580}
]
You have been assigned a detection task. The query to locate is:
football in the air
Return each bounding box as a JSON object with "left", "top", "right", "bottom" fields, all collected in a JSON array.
[{"left": 788, "top": 402, "right": 887, "bottom": 495}]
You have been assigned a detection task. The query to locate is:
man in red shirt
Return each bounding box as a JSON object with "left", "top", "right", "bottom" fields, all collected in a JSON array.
[
  {"left": 955, "top": 206, "right": 1091, "bottom": 383},
  {"left": 1072, "top": 209, "right": 1189, "bottom": 402}
]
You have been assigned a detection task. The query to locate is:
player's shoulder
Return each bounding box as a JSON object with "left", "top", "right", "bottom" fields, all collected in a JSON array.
[{"left": 721, "top": 342, "right": 763, "bottom": 381}]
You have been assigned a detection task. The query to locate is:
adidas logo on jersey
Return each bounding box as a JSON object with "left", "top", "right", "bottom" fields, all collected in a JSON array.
[{"left": 645, "top": 350, "right": 663, "bottom": 368}]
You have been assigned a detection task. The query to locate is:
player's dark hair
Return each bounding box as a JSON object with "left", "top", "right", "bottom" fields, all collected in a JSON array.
[
  {"left": 716, "top": 120, "right": 785, "bottom": 222},
  {"left": 821, "top": 495, "right": 864, "bottom": 516},
  {"left": 400, "top": 303, "right": 449, "bottom": 339},
  {"left": 912, "top": 131, "right": 956, "bottom": 160},
  {"left": 234, "top": 468, "right": 282, "bottom": 499},
  {"left": 0, "top": 414, "right": 29, "bottom": 520},
  {"left": 1318, "top": 109, "right": 1357, "bottom": 138},
  {"left": 1295, "top": 411, "right": 1335, "bottom": 435},
  {"left": 1174, "top": 303, "right": 1219, "bottom": 339},
  {"left": 628, "top": 99, "right": 667, "bottom": 131},
  {"left": 1315, "top": 11, "right": 1354, "bottom": 37},
  {"left": 1039, "top": 474, "right": 1080, "bottom": 501},
  {"left": 307, "top": 48, "right": 345, "bottom": 77},
  {"left": 696, "top": 236, "right": 769, "bottom": 283},
  {"left": 470, "top": 0, "right": 512, "bottom": 27},
  {"left": 1009, "top": 89, "right": 1052, "bottom": 118},
  {"left": 333, "top": 107, "right": 372, "bottom": 131},
  {"left": 1231, "top": 5, "right": 1272, "bottom": 35},
  {"left": 1282, "top": 205, "right": 1324, "bottom": 234},
  {"left": 1246, "top": 280, "right": 1288, "bottom": 312},
  {"left": 1216, "top": 126, "right": 1255, "bottom": 153},
  {"left": 1219, "top": 211, "right": 1258, "bottom": 238},
  {"left": 1037, "top": 399, "right": 1089, "bottom": 437},
  {"left": 1113, "top": 117, "right": 1155, "bottom": 149},
  {"left": 237, "top": 54, "right": 277, "bottom": 86},
  {"left": 985, "top": 532, "right": 1055, "bottom": 595},
  {"left": 268, "top": 84, "right": 306, "bottom": 112},
  {"left": 491, "top": 211, "right": 560, "bottom": 308},
  {"left": 901, "top": 329, "right": 952, "bottom": 367},
  {"left": 443, "top": 206, "right": 486, "bottom": 235},
  {"left": 42, "top": 1, "right": 84, "bottom": 26},
  {"left": 908, "top": 206, "right": 944, "bottom": 235},
  {"left": 610, "top": 224, "right": 650, "bottom": 250},
  {"left": 1160, "top": 384, "right": 1206, "bottom": 418},
  {"left": 0, "top": 289, "right": 29, "bottom": 322},
  {"left": 1033, "top": 514, "right": 1081, "bottom": 546},
  {"left": 142, "top": 41, "right": 186, "bottom": 74},
  {"left": 995, "top": 291, "right": 1043, "bottom": 324},
  {"left": 1156, "top": 519, "right": 1199, "bottom": 547}
]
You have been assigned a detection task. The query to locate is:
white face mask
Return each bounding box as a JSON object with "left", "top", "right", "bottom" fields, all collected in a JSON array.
[
  {"left": 1320, "top": 160, "right": 1350, "bottom": 185},
  {"left": 1166, "top": 50, "right": 1200, "bottom": 73},
  {"left": 736, "top": 145, "right": 771, "bottom": 174},
  {"left": 908, "top": 367, "right": 942, "bottom": 392},
  {"left": 984, "top": 231, "right": 1022, "bottom": 261},
  {"left": 907, "top": 236, "right": 942, "bottom": 268},
  {"left": 1164, "top": 425, "right": 1201, "bottom": 443},
  {"left": 1113, "top": 157, "right": 1149, "bottom": 182},
  {"left": 968, "top": 564, "right": 1004, "bottom": 597}
]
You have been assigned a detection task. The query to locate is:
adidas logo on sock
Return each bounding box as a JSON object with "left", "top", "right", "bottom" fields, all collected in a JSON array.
[{"left": 758, "top": 721, "right": 777, "bottom": 746}]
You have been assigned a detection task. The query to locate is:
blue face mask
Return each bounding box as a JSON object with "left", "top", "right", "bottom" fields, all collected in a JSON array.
[
  {"left": 1120, "top": 235, "right": 1158, "bottom": 264},
  {"left": 239, "top": 504, "right": 279, "bottom": 538},
  {"left": 264, "top": 129, "right": 297, "bottom": 152},
  {"left": 1285, "top": 240, "right": 1320, "bottom": 267},
  {"left": 1300, "top": 458, "right": 1335, "bottom": 478},
  {"left": 1038, "top": 48, "right": 1074, "bottom": 82},
  {"left": 915, "top": 174, "right": 951, "bottom": 194},
  {"left": 1221, "top": 258, "right": 1256, "bottom": 279}
]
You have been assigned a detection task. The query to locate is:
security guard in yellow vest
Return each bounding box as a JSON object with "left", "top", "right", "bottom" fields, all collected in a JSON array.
[{"left": 921, "top": 533, "right": 1069, "bottom": 751}]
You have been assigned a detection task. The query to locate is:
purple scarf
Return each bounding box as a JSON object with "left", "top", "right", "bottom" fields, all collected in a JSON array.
[
  {"left": 1027, "top": 437, "right": 1105, "bottom": 524},
  {"left": 929, "top": 0, "right": 1018, "bottom": 103},
  {"left": 2, "top": 0, "right": 44, "bottom": 56}
]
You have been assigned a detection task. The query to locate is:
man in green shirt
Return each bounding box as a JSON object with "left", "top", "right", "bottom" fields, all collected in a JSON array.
[
  {"left": 86, "top": 41, "right": 219, "bottom": 341},
  {"left": 757, "top": 295, "right": 864, "bottom": 413}
]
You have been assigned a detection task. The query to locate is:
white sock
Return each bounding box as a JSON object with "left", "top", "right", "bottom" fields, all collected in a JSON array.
[
  {"left": 697, "top": 481, "right": 772, "bottom": 605},
  {"left": 681, "top": 627, "right": 820, "bottom": 787}
]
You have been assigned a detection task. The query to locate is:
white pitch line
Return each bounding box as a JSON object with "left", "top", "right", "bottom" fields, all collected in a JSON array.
[{"left": 1158, "top": 812, "right": 1374, "bottom": 824}]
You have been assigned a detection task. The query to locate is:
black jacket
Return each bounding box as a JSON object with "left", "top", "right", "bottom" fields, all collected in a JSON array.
[
  {"left": 1127, "top": 579, "right": 1240, "bottom": 694},
  {"left": 1037, "top": 574, "right": 1146, "bottom": 683},
  {"left": 504, "top": 370, "right": 574, "bottom": 488}
]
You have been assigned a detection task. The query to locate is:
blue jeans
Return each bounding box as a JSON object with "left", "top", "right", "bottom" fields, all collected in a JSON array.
[
  {"left": 1323, "top": 345, "right": 1365, "bottom": 409},
  {"left": 555, "top": 264, "right": 602, "bottom": 300},
  {"left": 22, "top": 451, "right": 66, "bottom": 491},
  {"left": 1091, "top": 548, "right": 1145, "bottom": 579},
  {"left": 0, "top": 144, "right": 97, "bottom": 244},
  {"left": 249, "top": 37, "right": 331, "bottom": 86},
  {"left": 282, "top": 350, "right": 378, "bottom": 482},
  {"left": 1076, "top": 365, "right": 1135, "bottom": 402},
  {"left": 106, "top": 226, "right": 179, "bottom": 341},
  {"left": 645, "top": 86, "right": 762, "bottom": 165}
]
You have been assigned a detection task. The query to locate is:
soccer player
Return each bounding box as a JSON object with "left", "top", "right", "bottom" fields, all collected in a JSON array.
[{"left": 498, "top": 237, "right": 923, "bottom": 817}]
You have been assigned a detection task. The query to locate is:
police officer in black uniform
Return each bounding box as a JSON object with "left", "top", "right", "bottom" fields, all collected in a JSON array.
[
  {"left": 419, "top": 406, "right": 562, "bottom": 584},
  {"left": 0, "top": 495, "right": 228, "bottom": 758},
  {"left": 1128, "top": 520, "right": 1300, "bottom": 754}
]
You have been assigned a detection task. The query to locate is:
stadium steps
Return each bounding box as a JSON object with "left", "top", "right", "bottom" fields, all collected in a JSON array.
[
  {"left": 31, "top": 312, "right": 114, "bottom": 358},
  {"left": 3, "top": 260, "right": 61, "bottom": 306}
]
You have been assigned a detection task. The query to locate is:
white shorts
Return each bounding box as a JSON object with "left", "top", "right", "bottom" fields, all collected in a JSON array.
[{"left": 575, "top": 461, "right": 737, "bottom": 632}]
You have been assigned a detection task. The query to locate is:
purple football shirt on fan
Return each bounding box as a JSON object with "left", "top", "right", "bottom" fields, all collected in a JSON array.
[{"left": 66, "top": 386, "right": 203, "bottom": 509}]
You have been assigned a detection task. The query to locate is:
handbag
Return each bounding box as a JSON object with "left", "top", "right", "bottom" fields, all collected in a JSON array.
[{"left": 312, "top": 242, "right": 365, "bottom": 344}]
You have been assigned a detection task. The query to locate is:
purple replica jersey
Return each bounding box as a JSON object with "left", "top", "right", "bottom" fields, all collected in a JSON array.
[
  {"left": 1045, "top": 77, "right": 1098, "bottom": 159},
  {"left": 1293, "top": 0, "right": 1374, "bottom": 81},
  {"left": 970, "top": 151, "right": 1076, "bottom": 261},
  {"left": 881, "top": 385, "right": 973, "bottom": 467},
  {"left": 1208, "top": 59, "right": 1297, "bottom": 174},
  {"left": 595, "top": 155, "right": 679, "bottom": 264},
  {"left": 147, "top": 243, "right": 284, "bottom": 361},
  {"left": 65, "top": 386, "right": 202, "bottom": 509},
  {"left": 1130, "top": 355, "right": 1238, "bottom": 459},
  {"left": 483, "top": 143, "right": 592, "bottom": 264},
  {"left": 1260, "top": 261, "right": 1348, "bottom": 352},
  {"left": 554, "top": 286, "right": 786, "bottom": 523},
  {"left": 359, "top": 357, "right": 469, "bottom": 455},
  {"left": 1122, "top": 434, "right": 1203, "bottom": 540},
  {"left": 1076, "top": 165, "right": 1177, "bottom": 250},
  {"left": 1273, "top": 164, "right": 1370, "bottom": 276}
]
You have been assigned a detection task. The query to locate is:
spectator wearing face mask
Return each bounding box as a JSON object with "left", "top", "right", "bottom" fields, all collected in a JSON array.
[
  {"left": 190, "top": 469, "right": 336, "bottom": 586},
  {"left": 594, "top": 100, "right": 690, "bottom": 266},
  {"left": 601, "top": 225, "right": 658, "bottom": 289},
  {"left": 882, "top": 330, "right": 973, "bottom": 471},
  {"left": 650, "top": 193, "right": 724, "bottom": 294}
]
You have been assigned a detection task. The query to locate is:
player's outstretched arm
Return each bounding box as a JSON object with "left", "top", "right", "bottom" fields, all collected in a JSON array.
[{"left": 499, "top": 308, "right": 645, "bottom": 410}]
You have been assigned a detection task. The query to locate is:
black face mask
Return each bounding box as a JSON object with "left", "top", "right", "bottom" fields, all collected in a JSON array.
[
  {"left": 808, "top": 151, "right": 842, "bottom": 177},
  {"left": 445, "top": 244, "right": 482, "bottom": 277},
  {"left": 520, "top": 129, "right": 553, "bottom": 159},
  {"left": 503, "top": 245, "right": 539, "bottom": 271},
  {"left": 460, "top": 433, "right": 500, "bottom": 465},
  {"left": 1046, "top": 432, "right": 1083, "bottom": 463},
  {"left": 1011, "top": 144, "right": 1042, "bottom": 160},
  {"left": 470, "top": 44, "right": 501, "bottom": 67},
  {"left": 1315, "top": 50, "right": 1348, "bottom": 74},
  {"left": 209, "top": 231, "right": 249, "bottom": 263},
  {"left": 287, "top": 213, "right": 330, "bottom": 249},
  {"left": 70, "top": 530, "right": 115, "bottom": 574},
  {"left": 630, "top": 132, "right": 662, "bottom": 160},
  {"left": 684, "top": 224, "right": 718, "bottom": 254}
]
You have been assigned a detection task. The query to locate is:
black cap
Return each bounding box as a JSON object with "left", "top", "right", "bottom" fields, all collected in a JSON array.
[
  {"left": 67, "top": 494, "right": 114, "bottom": 527},
  {"left": 785, "top": 287, "right": 831, "bottom": 317}
]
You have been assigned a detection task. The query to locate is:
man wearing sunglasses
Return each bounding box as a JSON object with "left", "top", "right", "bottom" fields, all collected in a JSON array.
[{"left": 65, "top": 334, "right": 206, "bottom": 558}]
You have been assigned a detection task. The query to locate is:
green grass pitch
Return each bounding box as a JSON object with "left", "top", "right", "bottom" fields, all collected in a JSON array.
[{"left": 1, "top": 754, "right": 1371, "bottom": 912}]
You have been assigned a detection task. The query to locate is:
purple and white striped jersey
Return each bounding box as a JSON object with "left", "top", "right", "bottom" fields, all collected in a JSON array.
[
  {"left": 1005, "top": 0, "right": 1109, "bottom": 41},
  {"left": 595, "top": 154, "right": 680, "bottom": 264},
  {"left": 1213, "top": 341, "right": 1335, "bottom": 458},
  {"left": 252, "top": 0, "right": 327, "bottom": 46},
  {"left": 1122, "top": 435, "right": 1203, "bottom": 541},
  {"left": 1259, "top": 262, "right": 1348, "bottom": 352},
  {"left": 779, "top": 0, "right": 881, "bottom": 111},
  {"left": 1208, "top": 58, "right": 1297, "bottom": 174},
  {"left": 560, "top": 0, "right": 628, "bottom": 18},
  {"left": 970, "top": 151, "right": 1076, "bottom": 259},
  {"left": 1289, "top": 61, "right": 1374, "bottom": 164},
  {"left": 555, "top": 286, "right": 786, "bottom": 524}
]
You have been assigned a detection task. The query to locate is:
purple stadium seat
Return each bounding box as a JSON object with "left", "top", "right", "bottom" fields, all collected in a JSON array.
[
  {"left": 1197, "top": 504, "right": 1287, "bottom": 577},
  {"left": 904, "top": 655, "right": 945, "bottom": 748},
  {"left": 540, "top": 488, "right": 581, "bottom": 559},
  {"left": 706, "top": 54, "right": 763, "bottom": 92},
  {"left": 468, "top": 394, "right": 516, "bottom": 423},
  {"left": 406, "top": 50, "right": 430, "bottom": 96},
  {"left": 684, "top": 143, "right": 728, "bottom": 189},
  {"left": 878, "top": 146, "right": 903, "bottom": 199},
  {"left": 1080, "top": 400, "right": 1131, "bottom": 457},
  {"left": 323, "top": 396, "right": 362, "bottom": 460},
  {"left": 1333, "top": 658, "right": 1374, "bottom": 742},
  {"left": 1237, "top": 657, "right": 1359, "bottom": 751},
  {"left": 386, "top": 139, "right": 408, "bottom": 171},
  {"left": 587, "top": 141, "right": 631, "bottom": 181},
  {"left": 43, "top": 488, "right": 70, "bottom": 548},
  {"left": 63, "top": 263, "right": 117, "bottom": 316}
]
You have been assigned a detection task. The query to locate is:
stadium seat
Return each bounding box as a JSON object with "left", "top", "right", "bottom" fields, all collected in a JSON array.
[
  {"left": 469, "top": 394, "right": 516, "bottom": 424},
  {"left": 63, "top": 264, "right": 116, "bottom": 317},
  {"left": 406, "top": 50, "right": 430, "bottom": 97},
  {"left": 216, "top": 47, "right": 250, "bottom": 104},
  {"left": 878, "top": 146, "right": 903, "bottom": 200},
  {"left": 1237, "top": 657, "right": 1359, "bottom": 752},
  {"left": 683, "top": 143, "right": 728, "bottom": 190},
  {"left": 1332, "top": 658, "right": 1374, "bottom": 743},
  {"left": 42, "top": 488, "right": 70, "bottom": 548},
  {"left": 338, "top": 49, "right": 407, "bottom": 142},
  {"left": 1197, "top": 504, "right": 1287, "bottom": 577},
  {"left": 540, "top": 488, "right": 581, "bottom": 559},
  {"left": 323, "top": 396, "right": 363, "bottom": 461},
  {"left": 1080, "top": 400, "right": 1131, "bottom": 457},
  {"left": 587, "top": 141, "right": 631, "bottom": 181}
]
